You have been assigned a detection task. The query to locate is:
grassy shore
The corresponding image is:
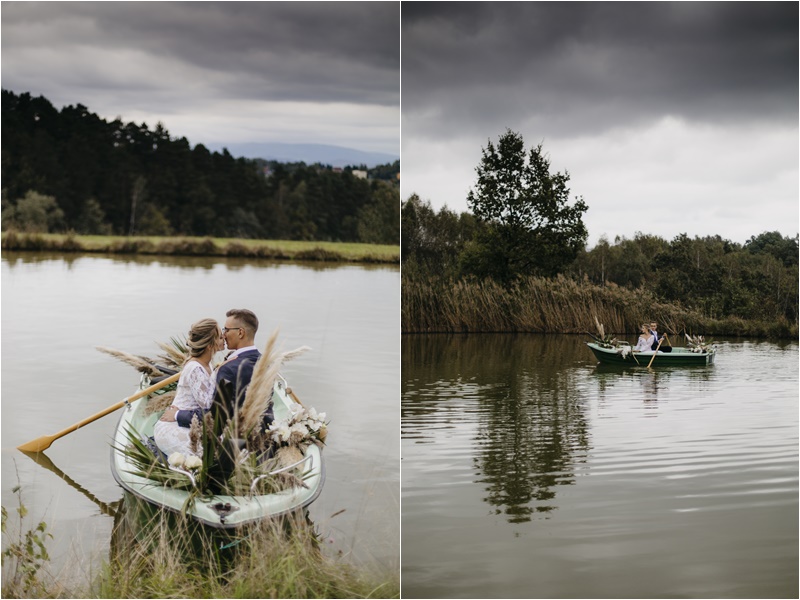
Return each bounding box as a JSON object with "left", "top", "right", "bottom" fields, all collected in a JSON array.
[
  {"left": 402, "top": 274, "right": 797, "bottom": 338},
  {"left": 2, "top": 496, "right": 399, "bottom": 599},
  {"left": 1, "top": 231, "right": 399, "bottom": 264}
]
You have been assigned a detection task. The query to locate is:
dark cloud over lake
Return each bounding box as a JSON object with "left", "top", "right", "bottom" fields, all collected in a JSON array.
[
  {"left": 401, "top": 2, "right": 798, "bottom": 245},
  {"left": 403, "top": 2, "right": 796, "bottom": 137},
  {"left": 2, "top": 1, "right": 400, "bottom": 152}
]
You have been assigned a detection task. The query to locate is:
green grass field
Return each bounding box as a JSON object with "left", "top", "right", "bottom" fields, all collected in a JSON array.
[{"left": 1, "top": 232, "right": 399, "bottom": 264}]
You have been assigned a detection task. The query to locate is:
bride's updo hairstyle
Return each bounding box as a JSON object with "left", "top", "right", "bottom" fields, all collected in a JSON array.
[{"left": 186, "top": 318, "right": 220, "bottom": 359}]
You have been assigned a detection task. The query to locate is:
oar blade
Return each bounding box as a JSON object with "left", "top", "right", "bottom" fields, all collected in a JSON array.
[{"left": 17, "top": 435, "right": 56, "bottom": 453}]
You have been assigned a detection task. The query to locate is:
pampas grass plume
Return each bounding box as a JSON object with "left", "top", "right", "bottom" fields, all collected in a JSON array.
[
  {"left": 96, "top": 346, "right": 165, "bottom": 376},
  {"left": 239, "top": 329, "right": 310, "bottom": 436}
]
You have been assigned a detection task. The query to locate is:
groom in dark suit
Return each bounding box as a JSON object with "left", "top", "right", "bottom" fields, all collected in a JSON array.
[{"left": 172, "top": 308, "right": 270, "bottom": 429}]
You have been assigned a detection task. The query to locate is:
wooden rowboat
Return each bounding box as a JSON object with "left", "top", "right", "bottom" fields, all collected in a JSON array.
[
  {"left": 110, "top": 374, "right": 325, "bottom": 529},
  {"left": 586, "top": 342, "right": 716, "bottom": 366}
]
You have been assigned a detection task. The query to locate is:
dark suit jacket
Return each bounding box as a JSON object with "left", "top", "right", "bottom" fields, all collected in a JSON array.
[{"left": 176, "top": 349, "right": 263, "bottom": 428}]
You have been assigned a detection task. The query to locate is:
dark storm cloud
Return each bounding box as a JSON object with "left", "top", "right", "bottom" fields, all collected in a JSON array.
[
  {"left": 402, "top": 2, "right": 798, "bottom": 138},
  {"left": 3, "top": 1, "right": 400, "bottom": 107},
  {"left": 401, "top": 2, "right": 797, "bottom": 245}
]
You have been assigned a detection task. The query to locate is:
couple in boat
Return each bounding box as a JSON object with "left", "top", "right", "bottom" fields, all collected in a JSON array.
[
  {"left": 633, "top": 321, "right": 671, "bottom": 353},
  {"left": 153, "top": 308, "right": 267, "bottom": 458}
]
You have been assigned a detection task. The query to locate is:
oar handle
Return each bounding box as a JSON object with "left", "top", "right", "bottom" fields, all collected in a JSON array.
[
  {"left": 648, "top": 337, "right": 665, "bottom": 368},
  {"left": 79, "top": 371, "right": 182, "bottom": 427},
  {"left": 17, "top": 371, "right": 181, "bottom": 453}
]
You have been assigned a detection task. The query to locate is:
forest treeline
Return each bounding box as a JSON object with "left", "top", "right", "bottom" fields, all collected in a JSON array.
[
  {"left": 1, "top": 90, "right": 399, "bottom": 244},
  {"left": 402, "top": 194, "right": 798, "bottom": 337}
]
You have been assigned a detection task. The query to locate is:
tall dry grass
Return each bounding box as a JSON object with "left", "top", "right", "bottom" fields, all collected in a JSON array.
[
  {"left": 402, "top": 274, "right": 794, "bottom": 337},
  {"left": 2, "top": 496, "right": 398, "bottom": 599},
  {"left": 94, "top": 505, "right": 398, "bottom": 599}
]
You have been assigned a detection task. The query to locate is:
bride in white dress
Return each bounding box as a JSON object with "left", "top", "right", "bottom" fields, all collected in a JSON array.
[
  {"left": 633, "top": 323, "right": 654, "bottom": 352},
  {"left": 154, "top": 318, "right": 223, "bottom": 457}
]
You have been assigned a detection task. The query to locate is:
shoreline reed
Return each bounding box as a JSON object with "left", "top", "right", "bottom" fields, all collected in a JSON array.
[{"left": 402, "top": 274, "right": 797, "bottom": 339}]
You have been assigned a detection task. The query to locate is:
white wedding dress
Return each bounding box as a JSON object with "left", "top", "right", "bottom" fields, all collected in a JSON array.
[{"left": 153, "top": 360, "right": 215, "bottom": 457}]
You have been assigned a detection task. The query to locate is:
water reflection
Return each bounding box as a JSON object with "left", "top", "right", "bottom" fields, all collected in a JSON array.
[
  {"left": 21, "top": 451, "right": 120, "bottom": 518},
  {"left": 1, "top": 251, "right": 396, "bottom": 273},
  {"left": 402, "top": 334, "right": 798, "bottom": 599},
  {"left": 403, "top": 334, "right": 591, "bottom": 523},
  {"left": 590, "top": 363, "right": 714, "bottom": 409}
]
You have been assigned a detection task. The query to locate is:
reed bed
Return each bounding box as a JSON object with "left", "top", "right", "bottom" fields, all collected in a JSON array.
[
  {"left": 1, "top": 231, "right": 399, "bottom": 264},
  {"left": 2, "top": 496, "right": 398, "bottom": 599},
  {"left": 402, "top": 274, "right": 796, "bottom": 338},
  {"left": 92, "top": 508, "right": 398, "bottom": 599}
]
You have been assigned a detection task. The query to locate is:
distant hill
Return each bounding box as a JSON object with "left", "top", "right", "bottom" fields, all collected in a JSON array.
[{"left": 212, "top": 142, "right": 398, "bottom": 168}]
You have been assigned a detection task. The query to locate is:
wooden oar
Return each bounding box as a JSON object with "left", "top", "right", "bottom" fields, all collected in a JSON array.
[
  {"left": 17, "top": 371, "right": 180, "bottom": 453},
  {"left": 286, "top": 387, "right": 306, "bottom": 408},
  {"left": 647, "top": 337, "right": 665, "bottom": 368}
]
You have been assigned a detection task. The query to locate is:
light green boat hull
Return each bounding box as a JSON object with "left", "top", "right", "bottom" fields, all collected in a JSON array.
[
  {"left": 110, "top": 376, "right": 324, "bottom": 529},
  {"left": 586, "top": 342, "right": 716, "bottom": 366}
]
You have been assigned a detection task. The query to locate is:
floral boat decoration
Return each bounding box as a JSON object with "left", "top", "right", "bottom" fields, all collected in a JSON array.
[{"left": 103, "top": 331, "right": 327, "bottom": 529}]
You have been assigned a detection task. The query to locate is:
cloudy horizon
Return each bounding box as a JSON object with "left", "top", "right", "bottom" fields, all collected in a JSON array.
[
  {"left": 2, "top": 2, "right": 400, "bottom": 156},
  {"left": 401, "top": 2, "right": 798, "bottom": 247}
]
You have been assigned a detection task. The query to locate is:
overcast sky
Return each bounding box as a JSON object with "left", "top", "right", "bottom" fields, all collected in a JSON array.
[
  {"left": 402, "top": 2, "right": 798, "bottom": 247},
  {"left": 2, "top": 1, "right": 400, "bottom": 155}
]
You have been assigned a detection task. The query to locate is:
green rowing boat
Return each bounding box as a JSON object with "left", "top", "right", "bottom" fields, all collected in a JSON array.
[
  {"left": 586, "top": 342, "right": 716, "bottom": 366},
  {"left": 111, "top": 374, "right": 325, "bottom": 529}
]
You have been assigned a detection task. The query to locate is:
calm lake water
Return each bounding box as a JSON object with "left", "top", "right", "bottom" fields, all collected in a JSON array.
[
  {"left": 402, "top": 334, "right": 798, "bottom": 599},
  {"left": 1, "top": 252, "right": 399, "bottom": 579}
]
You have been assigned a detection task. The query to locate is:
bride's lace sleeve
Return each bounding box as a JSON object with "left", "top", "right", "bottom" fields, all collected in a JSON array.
[{"left": 184, "top": 362, "right": 216, "bottom": 410}]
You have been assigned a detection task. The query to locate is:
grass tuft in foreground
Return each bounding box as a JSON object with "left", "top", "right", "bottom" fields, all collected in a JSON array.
[
  {"left": 1, "top": 486, "right": 55, "bottom": 599},
  {"left": 2, "top": 490, "right": 398, "bottom": 599},
  {"left": 95, "top": 505, "right": 398, "bottom": 599}
]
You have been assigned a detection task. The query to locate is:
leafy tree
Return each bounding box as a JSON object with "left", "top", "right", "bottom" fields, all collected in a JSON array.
[
  {"left": 401, "top": 194, "right": 479, "bottom": 279},
  {"left": 76, "top": 198, "right": 112, "bottom": 235},
  {"left": 369, "top": 159, "right": 400, "bottom": 182},
  {"left": 2, "top": 190, "right": 64, "bottom": 233},
  {"left": 137, "top": 203, "right": 173, "bottom": 236},
  {"left": 357, "top": 181, "right": 399, "bottom": 244},
  {"left": 744, "top": 231, "right": 798, "bottom": 267},
  {"left": 463, "top": 130, "right": 588, "bottom": 283}
]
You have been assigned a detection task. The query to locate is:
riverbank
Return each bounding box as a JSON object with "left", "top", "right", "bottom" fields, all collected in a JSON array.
[
  {"left": 402, "top": 274, "right": 797, "bottom": 338},
  {"left": 1, "top": 231, "right": 399, "bottom": 264},
  {"left": 2, "top": 494, "right": 399, "bottom": 599}
]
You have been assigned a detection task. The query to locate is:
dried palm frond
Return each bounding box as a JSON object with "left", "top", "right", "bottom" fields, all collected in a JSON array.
[
  {"left": 155, "top": 336, "right": 189, "bottom": 368},
  {"left": 238, "top": 329, "right": 310, "bottom": 437},
  {"left": 96, "top": 346, "right": 165, "bottom": 377}
]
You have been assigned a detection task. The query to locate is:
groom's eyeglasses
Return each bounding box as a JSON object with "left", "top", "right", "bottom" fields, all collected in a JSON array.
[{"left": 222, "top": 327, "right": 243, "bottom": 334}]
